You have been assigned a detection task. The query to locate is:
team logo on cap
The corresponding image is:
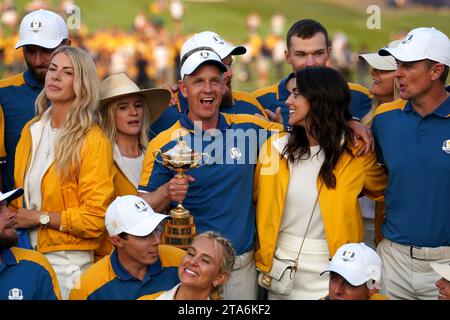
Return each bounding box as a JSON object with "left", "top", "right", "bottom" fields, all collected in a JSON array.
[
  {"left": 230, "top": 147, "right": 242, "bottom": 160},
  {"left": 134, "top": 200, "right": 148, "bottom": 212},
  {"left": 341, "top": 250, "right": 355, "bottom": 262},
  {"left": 30, "top": 20, "right": 43, "bottom": 32},
  {"left": 402, "top": 33, "right": 413, "bottom": 44},
  {"left": 8, "top": 288, "right": 24, "bottom": 300},
  {"left": 200, "top": 51, "right": 210, "bottom": 59},
  {"left": 213, "top": 35, "right": 225, "bottom": 45},
  {"left": 442, "top": 140, "right": 450, "bottom": 154}
]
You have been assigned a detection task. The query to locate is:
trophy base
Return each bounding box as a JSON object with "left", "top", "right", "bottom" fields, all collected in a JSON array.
[{"left": 163, "top": 209, "right": 196, "bottom": 249}]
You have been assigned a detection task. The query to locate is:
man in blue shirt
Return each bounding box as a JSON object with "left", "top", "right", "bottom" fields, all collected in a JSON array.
[
  {"left": 0, "top": 9, "right": 70, "bottom": 192},
  {"left": 373, "top": 27, "right": 450, "bottom": 300},
  {"left": 149, "top": 31, "right": 267, "bottom": 139},
  {"left": 252, "top": 19, "right": 372, "bottom": 126},
  {"left": 69, "top": 195, "right": 185, "bottom": 300},
  {"left": 139, "top": 47, "right": 282, "bottom": 300},
  {"left": 1, "top": 188, "right": 61, "bottom": 300}
]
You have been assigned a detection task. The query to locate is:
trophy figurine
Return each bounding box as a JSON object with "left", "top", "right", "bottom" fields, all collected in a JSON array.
[{"left": 153, "top": 136, "right": 209, "bottom": 249}]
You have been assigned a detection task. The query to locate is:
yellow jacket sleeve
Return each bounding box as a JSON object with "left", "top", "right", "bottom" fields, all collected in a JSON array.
[
  {"left": 361, "top": 151, "right": 387, "bottom": 201},
  {"left": 60, "top": 129, "right": 115, "bottom": 239}
]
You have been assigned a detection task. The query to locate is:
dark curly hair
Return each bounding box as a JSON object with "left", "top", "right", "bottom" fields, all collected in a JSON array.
[{"left": 282, "top": 66, "right": 353, "bottom": 189}]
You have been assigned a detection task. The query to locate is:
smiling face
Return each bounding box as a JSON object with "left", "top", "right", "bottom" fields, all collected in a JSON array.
[
  {"left": 286, "top": 86, "right": 311, "bottom": 127},
  {"left": 178, "top": 236, "right": 228, "bottom": 292},
  {"left": 369, "top": 68, "right": 396, "bottom": 104},
  {"left": 114, "top": 228, "right": 162, "bottom": 267},
  {"left": 45, "top": 52, "right": 76, "bottom": 105},
  {"left": 114, "top": 94, "right": 145, "bottom": 138},
  {"left": 180, "top": 63, "right": 225, "bottom": 130},
  {"left": 0, "top": 201, "right": 18, "bottom": 250},
  {"left": 285, "top": 32, "right": 331, "bottom": 72}
]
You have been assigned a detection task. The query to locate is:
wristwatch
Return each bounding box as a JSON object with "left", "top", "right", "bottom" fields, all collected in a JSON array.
[{"left": 39, "top": 214, "right": 50, "bottom": 228}]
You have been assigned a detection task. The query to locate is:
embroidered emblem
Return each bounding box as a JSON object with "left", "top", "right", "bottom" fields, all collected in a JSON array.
[
  {"left": 230, "top": 147, "right": 242, "bottom": 160},
  {"left": 8, "top": 288, "right": 24, "bottom": 300},
  {"left": 30, "top": 20, "right": 43, "bottom": 32}
]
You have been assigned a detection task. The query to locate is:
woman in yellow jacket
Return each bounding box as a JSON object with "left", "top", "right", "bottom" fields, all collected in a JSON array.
[
  {"left": 12, "top": 46, "right": 115, "bottom": 299},
  {"left": 254, "top": 67, "right": 387, "bottom": 300},
  {"left": 93, "top": 73, "right": 170, "bottom": 259}
]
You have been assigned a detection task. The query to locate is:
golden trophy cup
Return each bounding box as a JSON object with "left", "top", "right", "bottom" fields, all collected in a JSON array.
[{"left": 153, "top": 136, "right": 209, "bottom": 249}]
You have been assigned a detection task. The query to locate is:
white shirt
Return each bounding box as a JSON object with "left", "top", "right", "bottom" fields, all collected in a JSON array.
[
  {"left": 25, "top": 116, "right": 59, "bottom": 249},
  {"left": 155, "top": 283, "right": 212, "bottom": 300},
  {"left": 155, "top": 283, "right": 181, "bottom": 300},
  {"left": 274, "top": 137, "right": 326, "bottom": 240},
  {"left": 113, "top": 144, "right": 144, "bottom": 188}
]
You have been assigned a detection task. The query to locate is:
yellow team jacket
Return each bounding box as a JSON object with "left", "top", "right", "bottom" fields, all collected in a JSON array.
[
  {"left": 113, "top": 163, "right": 137, "bottom": 196},
  {"left": 254, "top": 132, "right": 387, "bottom": 273},
  {"left": 13, "top": 118, "right": 115, "bottom": 253},
  {"left": 94, "top": 160, "right": 138, "bottom": 262}
]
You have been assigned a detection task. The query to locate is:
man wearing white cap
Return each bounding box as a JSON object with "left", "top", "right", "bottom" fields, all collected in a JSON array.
[
  {"left": 372, "top": 27, "right": 450, "bottom": 300},
  {"left": 69, "top": 195, "right": 185, "bottom": 300},
  {"left": 321, "top": 243, "right": 388, "bottom": 300},
  {"left": 149, "top": 31, "right": 267, "bottom": 139},
  {"left": 139, "top": 46, "right": 282, "bottom": 300},
  {"left": 0, "top": 188, "right": 61, "bottom": 300},
  {"left": 0, "top": 9, "right": 70, "bottom": 193}
]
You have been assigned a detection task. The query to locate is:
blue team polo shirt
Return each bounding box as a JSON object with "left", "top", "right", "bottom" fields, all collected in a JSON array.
[
  {"left": 149, "top": 90, "right": 264, "bottom": 140},
  {"left": 141, "top": 113, "right": 276, "bottom": 255},
  {"left": 0, "top": 247, "right": 58, "bottom": 300},
  {"left": 254, "top": 73, "right": 372, "bottom": 127},
  {"left": 86, "top": 249, "right": 180, "bottom": 300},
  {"left": 0, "top": 70, "right": 43, "bottom": 191},
  {"left": 372, "top": 97, "right": 450, "bottom": 247}
]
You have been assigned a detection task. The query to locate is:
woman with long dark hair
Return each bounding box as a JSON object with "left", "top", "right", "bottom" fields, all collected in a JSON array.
[{"left": 254, "top": 66, "right": 387, "bottom": 300}]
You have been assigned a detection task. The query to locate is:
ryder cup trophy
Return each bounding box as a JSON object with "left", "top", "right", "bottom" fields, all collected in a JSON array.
[{"left": 153, "top": 136, "right": 209, "bottom": 249}]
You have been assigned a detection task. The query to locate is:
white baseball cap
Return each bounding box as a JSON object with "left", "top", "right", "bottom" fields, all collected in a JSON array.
[
  {"left": 359, "top": 40, "right": 401, "bottom": 71},
  {"left": 431, "top": 259, "right": 450, "bottom": 281},
  {"left": 0, "top": 188, "right": 23, "bottom": 203},
  {"left": 379, "top": 27, "right": 450, "bottom": 67},
  {"left": 180, "top": 48, "right": 227, "bottom": 79},
  {"left": 16, "top": 9, "right": 69, "bottom": 49},
  {"left": 105, "top": 195, "right": 168, "bottom": 237},
  {"left": 181, "top": 31, "right": 246, "bottom": 61},
  {"left": 321, "top": 243, "right": 382, "bottom": 286}
]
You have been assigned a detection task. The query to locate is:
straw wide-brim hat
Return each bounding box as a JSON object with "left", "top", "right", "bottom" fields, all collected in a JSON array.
[{"left": 100, "top": 73, "right": 171, "bottom": 125}]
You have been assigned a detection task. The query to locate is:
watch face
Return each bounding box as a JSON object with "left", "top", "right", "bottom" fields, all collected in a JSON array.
[{"left": 40, "top": 215, "right": 50, "bottom": 225}]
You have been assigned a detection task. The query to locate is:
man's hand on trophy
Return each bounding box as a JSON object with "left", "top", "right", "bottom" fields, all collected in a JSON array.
[{"left": 169, "top": 175, "right": 195, "bottom": 202}]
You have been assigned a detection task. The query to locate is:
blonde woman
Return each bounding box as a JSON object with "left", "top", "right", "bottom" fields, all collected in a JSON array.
[
  {"left": 139, "top": 231, "right": 236, "bottom": 300},
  {"left": 359, "top": 40, "right": 401, "bottom": 125},
  {"left": 99, "top": 73, "right": 170, "bottom": 196},
  {"left": 358, "top": 40, "right": 401, "bottom": 246},
  {"left": 94, "top": 73, "right": 170, "bottom": 261},
  {"left": 12, "top": 46, "right": 115, "bottom": 299}
]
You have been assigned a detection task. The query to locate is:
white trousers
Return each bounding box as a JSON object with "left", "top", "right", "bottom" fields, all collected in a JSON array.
[
  {"left": 269, "top": 234, "right": 330, "bottom": 300},
  {"left": 377, "top": 239, "right": 441, "bottom": 300},
  {"left": 44, "top": 250, "right": 94, "bottom": 300},
  {"left": 222, "top": 249, "right": 258, "bottom": 300}
]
